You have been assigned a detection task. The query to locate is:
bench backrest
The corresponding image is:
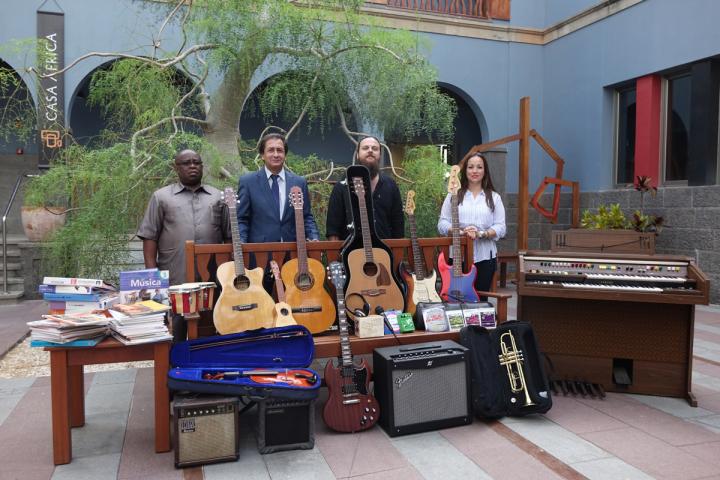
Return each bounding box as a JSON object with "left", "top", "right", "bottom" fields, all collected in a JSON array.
[{"left": 185, "top": 237, "right": 473, "bottom": 282}]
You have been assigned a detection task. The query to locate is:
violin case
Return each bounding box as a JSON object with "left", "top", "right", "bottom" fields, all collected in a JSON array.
[{"left": 168, "top": 325, "right": 321, "bottom": 401}]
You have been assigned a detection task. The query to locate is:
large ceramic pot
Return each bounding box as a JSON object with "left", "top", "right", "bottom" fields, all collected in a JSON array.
[{"left": 20, "top": 206, "right": 67, "bottom": 242}]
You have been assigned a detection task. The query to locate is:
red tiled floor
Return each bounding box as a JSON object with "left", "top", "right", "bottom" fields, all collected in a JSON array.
[
  {"left": 581, "top": 427, "right": 720, "bottom": 480},
  {"left": 680, "top": 441, "right": 720, "bottom": 469},
  {"left": 117, "top": 368, "right": 179, "bottom": 480},
  {"left": 543, "top": 395, "right": 627, "bottom": 434},
  {"left": 441, "top": 421, "right": 566, "bottom": 479},
  {"left": 579, "top": 393, "right": 720, "bottom": 446}
]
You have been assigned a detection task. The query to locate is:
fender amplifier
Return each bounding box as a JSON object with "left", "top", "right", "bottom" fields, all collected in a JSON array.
[
  {"left": 173, "top": 395, "right": 239, "bottom": 468},
  {"left": 373, "top": 340, "right": 472, "bottom": 436}
]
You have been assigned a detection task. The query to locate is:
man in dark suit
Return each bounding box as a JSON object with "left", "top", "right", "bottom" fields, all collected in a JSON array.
[{"left": 236, "top": 133, "right": 319, "bottom": 243}]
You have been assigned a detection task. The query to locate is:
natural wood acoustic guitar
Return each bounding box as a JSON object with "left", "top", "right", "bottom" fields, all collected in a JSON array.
[
  {"left": 438, "top": 166, "right": 480, "bottom": 303},
  {"left": 280, "top": 186, "right": 336, "bottom": 333},
  {"left": 399, "top": 190, "right": 442, "bottom": 315},
  {"left": 344, "top": 175, "right": 404, "bottom": 315},
  {"left": 269, "top": 260, "right": 297, "bottom": 327},
  {"left": 213, "top": 188, "right": 275, "bottom": 334},
  {"left": 323, "top": 262, "right": 380, "bottom": 433}
]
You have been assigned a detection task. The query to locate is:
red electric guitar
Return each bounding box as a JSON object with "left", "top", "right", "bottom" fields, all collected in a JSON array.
[{"left": 323, "top": 261, "right": 380, "bottom": 433}]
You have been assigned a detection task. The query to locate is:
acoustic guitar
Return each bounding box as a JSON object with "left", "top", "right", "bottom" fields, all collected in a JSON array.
[
  {"left": 213, "top": 188, "right": 275, "bottom": 334},
  {"left": 438, "top": 166, "right": 480, "bottom": 303},
  {"left": 323, "top": 261, "right": 380, "bottom": 433},
  {"left": 399, "top": 190, "right": 442, "bottom": 315},
  {"left": 280, "top": 186, "right": 336, "bottom": 333},
  {"left": 269, "top": 260, "right": 297, "bottom": 327},
  {"left": 344, "top": 174, "right": 404, "bottom": 316}
]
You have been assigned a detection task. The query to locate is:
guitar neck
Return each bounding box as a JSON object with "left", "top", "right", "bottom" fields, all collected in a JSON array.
[
  {"left": 450, "top": 194, "right": 462, "bottom": 277},
  {"left": 408, "top": 214, "right": 426, "bottom": 280},
  {"left": 293, "top": 207, "right": 309, "bottom": 275},
  {"left": 356, "top": 185, "right": 375, "bottom": 264},
  {"left": 334, "top": 287, "right": 353, "bottom": 368},
  {"left": 228, "top": 204, "right": 246, "bottom": 276}
]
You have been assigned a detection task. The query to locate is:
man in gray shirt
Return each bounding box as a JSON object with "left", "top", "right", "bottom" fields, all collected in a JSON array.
[{"left": 137, "top": 149, "right": 231, "bottom": 286}]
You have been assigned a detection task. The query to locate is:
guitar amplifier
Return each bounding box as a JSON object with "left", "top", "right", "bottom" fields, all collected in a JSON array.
[
  {"left": 373, "top": 340, "right": 472, "bottom": 436},
  {"left": 173, "top": 395, "right": 239, "bottom": 468},
  {"left": 256, "top": 399, "right": 315, "bottom": 453}
]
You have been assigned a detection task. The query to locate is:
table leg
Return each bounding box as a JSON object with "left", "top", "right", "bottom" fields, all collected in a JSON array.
[
  {"left": 154, "top": 342, "right": 171, "bottom": 452},
  {"left": 50, "top": 350, "right": 72, "bottom": 465},
  {"left": 69, "top": 365, "right": 85, "bottom": 427}
]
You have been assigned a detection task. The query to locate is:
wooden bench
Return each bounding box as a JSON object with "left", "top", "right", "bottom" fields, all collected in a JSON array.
[
  {"left": 183, "top": 238, "right": 511, "bottom": 354},
  {"left": 497, "top": 251, "right": 518, "bottom": 288}
]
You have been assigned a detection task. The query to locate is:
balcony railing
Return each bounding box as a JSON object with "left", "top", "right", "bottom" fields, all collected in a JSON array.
[{"left": 385, "top": 0, "right": 510, "bottom": 20}]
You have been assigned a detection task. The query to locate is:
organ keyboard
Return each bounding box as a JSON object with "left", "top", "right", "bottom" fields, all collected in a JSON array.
[{"left": 517, "top": 250, "right": 710, "bottom": 406}]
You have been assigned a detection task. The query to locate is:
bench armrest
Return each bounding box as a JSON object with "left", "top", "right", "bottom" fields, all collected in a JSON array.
[{"left": 475, "top": 290, "right": 511, "bottom": 323}]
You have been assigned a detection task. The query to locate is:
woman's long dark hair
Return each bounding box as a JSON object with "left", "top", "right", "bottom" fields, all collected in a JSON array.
[{"left": 456, "top": 151, "right": 496, "bottom": 211}]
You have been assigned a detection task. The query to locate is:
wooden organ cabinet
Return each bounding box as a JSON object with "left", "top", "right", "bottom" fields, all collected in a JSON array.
[{"left": 517, "top": 251, "right": 710, "bottom": 406}]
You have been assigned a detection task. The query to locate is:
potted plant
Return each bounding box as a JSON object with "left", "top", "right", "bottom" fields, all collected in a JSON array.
[
  {"left": 20, "top": 174, "right": 67, "bottom": 242},
  {"left": 552, "top": 176, "right": 661, "bottom": 254}
]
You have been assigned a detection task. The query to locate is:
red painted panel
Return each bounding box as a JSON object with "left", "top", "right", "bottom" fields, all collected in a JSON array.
[{"left": 634, "top": 75, "right": 662, "bottom": 186}]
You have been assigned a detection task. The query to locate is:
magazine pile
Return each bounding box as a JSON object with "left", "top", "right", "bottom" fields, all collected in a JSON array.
[
  {"left": 39, "top": 276, "right": 119, "bottom": 315},
  {"left": 27, "top": 312, "right": 110, "bottom": 345},
  {"left": 108, "top": 300, "right": 173, "bottom": 345}
]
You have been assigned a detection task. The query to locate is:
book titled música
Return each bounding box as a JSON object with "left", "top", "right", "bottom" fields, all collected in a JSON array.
[{"left": 119, "top": 268, "right": 170, "bottom": 305}]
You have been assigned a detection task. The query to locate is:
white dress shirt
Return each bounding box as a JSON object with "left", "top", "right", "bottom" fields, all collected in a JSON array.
[
  {"left": 264, "top": 166, "right": 286, "bottom": 219},
  {"left": 437, "top": 190, "right": 506, "bottom": 263}
]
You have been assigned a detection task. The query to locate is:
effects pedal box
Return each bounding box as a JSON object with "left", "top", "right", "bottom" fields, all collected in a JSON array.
[{"left": 173, "top": 394, "right": 239, "bottom": 468}]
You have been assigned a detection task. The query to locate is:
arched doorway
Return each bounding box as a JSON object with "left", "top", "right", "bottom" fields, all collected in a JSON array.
[
  {"left": 385, "top": 83, "right": 485, "bottom": 166},
  {"left": 239, "top": 73, "right": 359, "bottom": 166},
  {"left": 0, "top": 59, "right": 36, "bottom": 155},
  {"left": 69, "top": 60, "right": 202, "bottom": 147}
]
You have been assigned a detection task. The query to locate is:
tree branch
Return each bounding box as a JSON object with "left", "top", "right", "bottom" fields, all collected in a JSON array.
[
  {"left": 285, "top": 69, "right": 322, "bottom": 141},
  {"left": 154, "top": 0, "right": 186, "bottom": 59},
  {"left": 130, "top": 115, "right": 209, "bottom": 165},
  {"left": 28, "top": 43, "right": 218, "bottom": 79}
]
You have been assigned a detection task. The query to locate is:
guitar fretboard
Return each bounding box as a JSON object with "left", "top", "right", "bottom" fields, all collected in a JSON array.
[
  {"left": 352, "top": 177, "right": 375, "bottom": 265},
  {"left": 293, "top": 206, "right": 309, "bottom": 276},
  {"left": 450, "top": 194, "right": 462, "bottom": 277},
  {"left": 228, "top": 204, "right": 246, "bottom": 276},
  {"left": 408, "top": 213, "right": 426, "bottom": 280},
  {"left": 334, "top": 287, "right": 353, "bottom": 368}
]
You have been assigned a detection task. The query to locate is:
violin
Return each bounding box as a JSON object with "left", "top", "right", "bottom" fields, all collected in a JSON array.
[{"left": 203, "top": 369, "right": 317, "bottom": 387}]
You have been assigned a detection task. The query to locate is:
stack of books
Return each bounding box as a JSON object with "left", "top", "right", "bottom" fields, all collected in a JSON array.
[
  {"left": 27, "top": 312, "right": 110, "bottom": 346},
  {"left": 108, "top": 300, "right": 173, "bottom": 345},
  {"left": 40, "top": 276, "right": 118, "bottom": 314}
]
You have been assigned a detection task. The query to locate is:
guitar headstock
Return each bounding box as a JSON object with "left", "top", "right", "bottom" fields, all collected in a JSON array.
[
  {"left": 223, "top": 187, "right": 237, "bottom": 208},
  {"left": 404, "top": 190, "right": 416, "bottom": 216},
  {"left": 447, "top": 165, "right": 461, "bottom": 196},
  {"left": 269, "top": 260, "right": 281, "bottom": 280},
  {"left": 351, "top": 176, "right": 366, "bottom": 199},
  {"left": 289, "top": 186, "right": 303, "bottom": 210},
  {"left": 327, "top": 261, "right": 346, "bottom": 290}
]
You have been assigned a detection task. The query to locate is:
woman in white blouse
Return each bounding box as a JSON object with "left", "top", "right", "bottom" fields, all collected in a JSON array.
[{"left": 437, "top": 152, "right": 506, "bottom": 295}]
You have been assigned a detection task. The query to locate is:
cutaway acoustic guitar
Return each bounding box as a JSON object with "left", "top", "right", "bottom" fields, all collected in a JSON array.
[
  {"left": 280, "top": 186, "right": 336, "bottom": 333},
  {"left": 213, "top": 188, "right": 275, "bottom": 333}
]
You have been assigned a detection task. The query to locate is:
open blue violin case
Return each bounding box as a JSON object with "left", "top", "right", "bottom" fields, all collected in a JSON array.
[{"left": 168, "top": 325, "right": 321, "bottom": 401}]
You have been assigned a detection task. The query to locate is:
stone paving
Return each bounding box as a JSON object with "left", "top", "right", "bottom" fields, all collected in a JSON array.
[{"left": 1, "top": 292, "right": 720, "bottom": 479}]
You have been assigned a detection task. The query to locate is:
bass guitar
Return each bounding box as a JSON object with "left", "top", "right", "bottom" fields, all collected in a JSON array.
[
  {"left": 323, "top": 261, "right": 380, "bottom": 432},
  {"left": 269, "top": 260, "right": 296, "bottom": 327},
  {"left": 438, "top": 166, "right": 479, "bottom": 303},
  {"left": 343, "top": 173, "right": 404, "bottom": 316},
  {"left": 214, "top": 187, "right": 275, "bottom": 333},
  {"left": 399, "top": 190, "right": 442, "bottom": 315},
  {"left": 280, "top": 186, "right": 336, "bottom": 333}
]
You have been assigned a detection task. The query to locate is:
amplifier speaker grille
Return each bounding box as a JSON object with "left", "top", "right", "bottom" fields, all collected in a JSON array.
[
  {"left": 391, "top": 362, "right": 468, "bottom": 427},
  {"left": 173, "top": 395, "right": 239, "bottom": 468}
]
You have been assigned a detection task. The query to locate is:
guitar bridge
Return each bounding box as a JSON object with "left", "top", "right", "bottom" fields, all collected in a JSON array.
[
  {"left": 292, "top": 306, "right": 322, "bottom": 313},
  {"left": 232, "top": 303, "right": 258, "bottom": 312},
  {"left": 360, "top": 288, "right": 386, "bottom": 297},
  {"left": 342, "top": 398, "right": 361, "bottom": 405}
]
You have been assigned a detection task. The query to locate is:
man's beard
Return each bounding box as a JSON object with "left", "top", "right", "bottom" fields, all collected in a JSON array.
[{"left": 361, "top": 159, "right": 379, "bottom": 178}]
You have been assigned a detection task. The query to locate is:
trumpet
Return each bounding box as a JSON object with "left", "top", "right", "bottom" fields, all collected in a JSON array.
[{"left": 498, "top": 331, "right": 535, "bottom": 407}]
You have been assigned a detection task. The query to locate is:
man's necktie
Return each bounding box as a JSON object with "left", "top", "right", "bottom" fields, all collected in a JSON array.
[{"left": 270, "top": 174, "right": 281, "bottom": 217}]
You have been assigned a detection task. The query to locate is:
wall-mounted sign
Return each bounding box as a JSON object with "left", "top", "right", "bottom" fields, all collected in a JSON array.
[{"left": 37, "top": 3, "right": 64, "bottom": 169}]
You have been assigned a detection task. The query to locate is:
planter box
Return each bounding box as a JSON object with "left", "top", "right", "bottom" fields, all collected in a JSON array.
[{"left": 551, "top": 229, "right": 655, "bottom": 255}]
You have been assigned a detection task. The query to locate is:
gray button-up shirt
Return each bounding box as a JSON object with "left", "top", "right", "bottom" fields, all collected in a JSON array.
[{"left": 137, "top": 183, "right": 231, "bottom": 286}]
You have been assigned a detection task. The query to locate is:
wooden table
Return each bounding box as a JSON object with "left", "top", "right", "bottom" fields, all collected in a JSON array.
[{"left": 46, "top": 338, "right": 171, "bottom": 465}]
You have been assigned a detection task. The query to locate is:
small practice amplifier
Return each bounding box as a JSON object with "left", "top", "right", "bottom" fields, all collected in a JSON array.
[
  {"left": 373, "top": 340, "right": 472, "bottom": 436},
  {"left": 256, "top": 399, "right": 315, "bottom": 454},
  {"left": 173, "top": 395, "right": 239, "bottom": 468}
]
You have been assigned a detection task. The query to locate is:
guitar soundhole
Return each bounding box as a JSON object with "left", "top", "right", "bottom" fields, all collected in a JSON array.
[
  {"left": 280, "top": 307, "right": 290, "bottom": 316},
  {"left": 295, "top": 272, "right": 315, "bottom": 290},
  {"left": 363, "top": 262, "right": 378, "bottom": 277},
  {"left": 233, "top": 275, "right": 250, "bottom": 290}
]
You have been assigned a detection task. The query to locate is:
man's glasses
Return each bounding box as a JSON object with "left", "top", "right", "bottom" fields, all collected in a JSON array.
[{"left": 176, "top": 159, "right": 203, "bottom": 166}]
